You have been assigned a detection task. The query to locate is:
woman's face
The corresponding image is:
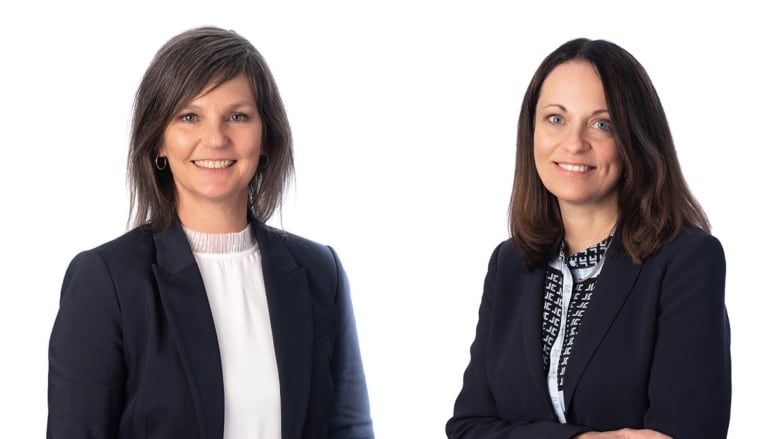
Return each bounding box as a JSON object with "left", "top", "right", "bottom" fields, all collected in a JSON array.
[
  {"left": 160, "top": 74, "right": 263, "bottom": 214},
  {"left": 533, "top": 61, "right": 623, "bottom": 214}
]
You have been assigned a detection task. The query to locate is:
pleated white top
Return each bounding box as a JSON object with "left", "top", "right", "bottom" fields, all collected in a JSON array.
[{"left": 183, "top": 224, "right": 281, "bottom": 439}]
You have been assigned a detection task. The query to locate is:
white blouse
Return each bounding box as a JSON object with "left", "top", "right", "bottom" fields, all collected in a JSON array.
[{"left": 183, "top": 225, "right": 281, "bottom": 439}]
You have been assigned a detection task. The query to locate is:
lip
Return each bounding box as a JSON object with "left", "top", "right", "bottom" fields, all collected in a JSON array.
[
  {"left": 192, "top": 159, "right": 237, "bottom": 169},
  {"left": 555, "top": 161, "right": 594, "bottom": 174}
]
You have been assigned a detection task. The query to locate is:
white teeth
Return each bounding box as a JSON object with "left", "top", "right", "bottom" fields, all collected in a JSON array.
[
  {"left": 194, "top": 160, "right": 234, "bottom": 169},
  {"left": 559, "top": 163, "right": 590, "bottom": 172}
]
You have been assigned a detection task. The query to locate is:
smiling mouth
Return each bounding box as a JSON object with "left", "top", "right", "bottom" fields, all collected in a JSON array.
[
  {"left": 193, "top": 160, "right": 236, "bottom": 169},
  {"left": 557, "top": 162, "right": 593, "bottom": 172}
]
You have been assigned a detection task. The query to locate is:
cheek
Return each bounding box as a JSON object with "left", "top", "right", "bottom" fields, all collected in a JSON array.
[
  {"left": 241, "top": 126, "right": 264, "bottom": 157},
  {"left": 532, "top": 144, "right": 548, "bottom": 181},
  {"left": 160, "top": 140, "right": 174, "bottom": 157},
  {"left": 160, "top": 130, "right": 188, "bottom": 158},
  {"left": 533, "top": 125, "right": 557, "bottom": 154},
  {"left": 533, "top": 132, "right": 553, "bottom": 166},
  {"left": 159, "top": 133, "right": 171, "bottom": 156},
  {"left": 602, "top": 142, "right": 622, "bottom": 170},
  {"left": 241, "top": 141, "right": 263, "bottom": 176},
  {"left": 244, "top": 142, "right": 263, "bottom": 166},
  {"left": 532, "top": 143, "right": 542, "bottom": 167},
  {"left": 245, "top": 158, "right": 260, "bottom": 176}
]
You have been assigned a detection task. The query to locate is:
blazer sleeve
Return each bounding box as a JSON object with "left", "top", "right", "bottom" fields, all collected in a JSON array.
[
  {"left": 47, "top": 251, "right": 125, "bottom": 439},
  {"left": 643, "top": 233, "right": 731, "bottom": 437},
  {"left": 327, "top": 247, "right": 375, "bottom": 439},
  {"left": 446, "top": 244, "right": 589, "bottom": 439}
]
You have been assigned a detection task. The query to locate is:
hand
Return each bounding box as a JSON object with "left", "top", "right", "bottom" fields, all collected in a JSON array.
[{"left": 574, "top": 428, "right": 672, "bottom": 439}]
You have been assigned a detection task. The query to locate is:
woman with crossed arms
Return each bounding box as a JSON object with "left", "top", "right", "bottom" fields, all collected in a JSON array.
[{"left": 447, "top": 39, "right": 730, "bottom": 438}]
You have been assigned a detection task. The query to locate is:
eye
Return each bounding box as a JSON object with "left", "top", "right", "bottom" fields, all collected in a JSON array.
[
  {"left": 179, "top": 113, "right": 197, "bottom": 123},
  {"left": 593, "top": 119, "right": 612, "bottom": 131},
  {"left": 229, "top": 113, "right": 249, "bottom": 122},
  {"left": 547, "top": 114, "right": 564, "bottom": 125}
]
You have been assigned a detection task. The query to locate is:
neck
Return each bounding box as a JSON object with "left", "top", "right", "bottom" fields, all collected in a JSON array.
[
  {"left": 176, "top": 200, "right": 249, "bottom": 234},
  {"left": 559, "top": 203, "right": 618, "bottom": 255}
]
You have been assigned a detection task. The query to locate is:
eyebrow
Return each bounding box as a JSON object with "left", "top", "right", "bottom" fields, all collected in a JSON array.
[
  {"left": 179, "top": 101, "right": 257, "bottom": 111},
  {"left": 541, "top": 103, "right": 609, "bottom": 116}
]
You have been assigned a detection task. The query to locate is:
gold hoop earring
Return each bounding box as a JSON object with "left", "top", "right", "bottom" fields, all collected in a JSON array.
[
  {"left": 155, "top": 156, "right": 167, "bottom": 171},
  {"left": 259, "top": 154, "right": 269, "bottom": 170}
]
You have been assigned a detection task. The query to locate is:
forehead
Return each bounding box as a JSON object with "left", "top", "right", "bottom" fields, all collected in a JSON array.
[
  {"left": 192, "top": 73, "right": 253, "bottom": 98},
  {"left": 537, "top": 61, "right": 607, "bottom": 108}
]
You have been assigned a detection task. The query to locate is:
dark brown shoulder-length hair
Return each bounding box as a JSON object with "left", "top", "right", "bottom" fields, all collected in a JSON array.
[
  {"left": 127, "top": 26, "right": 293, "bottom": 231},
  {"left": 509, "top": 38, "right": 709, "bottom": 265}
]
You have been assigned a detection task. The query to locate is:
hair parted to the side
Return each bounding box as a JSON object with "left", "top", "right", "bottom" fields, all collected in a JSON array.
[
  {"left": 127, "top": 26, "right": 293, "bottom": 231},
  {"left": 509, "top": 38, "right": 709, "bottom": 265}
]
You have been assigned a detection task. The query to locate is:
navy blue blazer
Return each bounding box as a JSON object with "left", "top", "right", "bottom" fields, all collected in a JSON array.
[
  {"left": 446, "top": 228, "right": 731, "bottom": 438},
  {"left": 48, "top": 219, "right": 373, "bottom": 439}
]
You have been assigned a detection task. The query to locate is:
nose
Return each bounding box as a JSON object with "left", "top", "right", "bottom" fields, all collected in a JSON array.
[
  {"left": 202, "top": 119, "right": 229, "bottom": 149},
  {"left": 562, "top": 124, "right": 590, "bottom": 154}
]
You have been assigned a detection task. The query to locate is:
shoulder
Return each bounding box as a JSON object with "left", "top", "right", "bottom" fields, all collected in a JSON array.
[
  {"left": 494, "top": 239, "right": 525, "bottom": 261},
  {"left": 651, "top": 226, "right": 725, "bottom": 266},
  {"left": 636, "top": 227, "right": 727, "bottom": 303},
  {"left": 257, "top": 225, "right": 348, "bottom": 309},
  {"left": 667, "top": 226, "right": 721, "bottom": 250},
  {"left": 91, "top": 226, "right": 155, "bottom": 260},
  {"left": 256, "top": 224, "right": 343, "bottom": 294},
  {"left": 67, "top": 226, "right": 156, "bottom": 277},
  {"left": 490, "top": 238, "right": 534, "bottom": 273},
  {"left": 261, "top": 225, "right": 338, "bottom": 267},
  {"left": 477, "top": 239, "right": 542, "bottom": 293},
  {"left": 59, "top": 227, "right": 156, "bottom": 305}
]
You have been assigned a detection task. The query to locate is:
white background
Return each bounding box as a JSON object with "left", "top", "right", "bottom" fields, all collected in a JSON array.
[{"left": 1, "top": 1, "right": 776, "bottom": 437}]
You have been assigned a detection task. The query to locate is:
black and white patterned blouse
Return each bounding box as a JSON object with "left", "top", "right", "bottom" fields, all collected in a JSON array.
[{"left": 542, "top": 235, "right": 613, "bottom": 423}]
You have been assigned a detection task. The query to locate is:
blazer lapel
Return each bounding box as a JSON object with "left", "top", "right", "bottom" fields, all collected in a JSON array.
[
  {"left": 563, "top": 236, "right": 642, "bottom": 410},
  {"left": 152, "top": 222, "right": 224, "bottom": 439},
  {"left": 253, "top": 222, "right": 313, "bottom": 439},
  {"left": 517, "top": 263, "right": 557, "bottom": 412}
]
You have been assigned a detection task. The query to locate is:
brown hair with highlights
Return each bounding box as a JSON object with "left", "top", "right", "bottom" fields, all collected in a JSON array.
[{"left": 127, "top": 26, "right": 293, "bottom": 230}]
